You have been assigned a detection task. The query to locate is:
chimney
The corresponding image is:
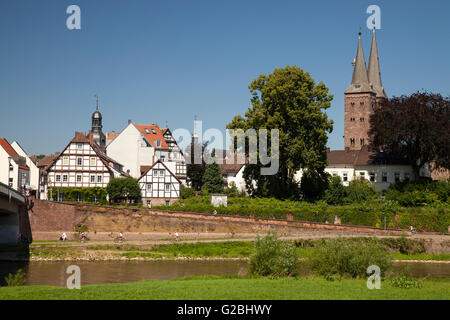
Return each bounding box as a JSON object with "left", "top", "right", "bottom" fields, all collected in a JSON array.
[{"left": 128, "top": 120, "right": 132, "bottom": 125}]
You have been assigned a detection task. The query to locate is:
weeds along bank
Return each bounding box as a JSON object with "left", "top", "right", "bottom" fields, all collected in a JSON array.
[{"left": 156, "top": 197, "right": 450, "bottom": 233}]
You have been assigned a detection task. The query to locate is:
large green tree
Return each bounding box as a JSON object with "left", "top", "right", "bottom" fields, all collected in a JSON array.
[
  {"left": 369, "top": 92, "right": 450, "bottom": 179},
  {"left": 227, "top": 66, "right": 333, "bottom": 199}
]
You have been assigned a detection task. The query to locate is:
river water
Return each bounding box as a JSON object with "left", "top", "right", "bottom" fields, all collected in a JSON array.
[{"left": 0, "top": 260, "right": 449, "bottom": 287}]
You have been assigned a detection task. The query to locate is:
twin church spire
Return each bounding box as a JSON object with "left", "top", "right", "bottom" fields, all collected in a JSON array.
[{"left": 346, "top": 28, "right": 386, "bottom": 99}]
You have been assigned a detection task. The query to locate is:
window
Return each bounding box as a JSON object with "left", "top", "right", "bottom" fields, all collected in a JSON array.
[
  {"left": 90, "top": 157, "right": 96, "bottom": 166},
  {"left": 77, "top": 175, "right": 82, "bottom": 182},
  {"left": 360, "top": 102, "right": 364, "bottom": 108},
  {"left": 394, "top": 172, "right": 400, "bottom": 183},
  {"left": 147, "top": 200, "right": 152, "bottom": 208},
  {"left": 159, "top": 170, "right": 164, "bottom": 177},
  {"left": 404, "top": 172, "right": 410, "bottom": 182},
  {"left": 350, "top": 102, "right": 355, "bottom": 108},
  {"left": 165, "top": 184, "right": 170, "bottom": 192},
  {"left": 369, "top": 172, "right": 375, "bottom": 182},
  {"left": 359, "top": 172, "right": 365, "bottom": 179},
  {"left": 97, "top": 175, "right": 102, "bottom": 183},
  {"left": 63, "top": 175, "right": 68, "bottom": 182},
  {"left": 90, "top": 175, "right": 95, "bottom": 183},
  {"left": 156, "top": 140, "right": 162, "bottom": 148},
  {"left": 77, "top": 157, "right": 82, "bottom": 166},
  {"left": 153, "top": 170, "right": 158, "bottom": 176},
  {"left": 343, "top": 173, "right": 348, "bottom": 182},
  {"left": 350, "top": 138, "right": 355, "bottom": 146},
  {"left": 165, "top": 200, "right": 170, "bottom": 206},
  {"left": 77, "top": 143, "right": 83, "bottom": 150},
  {"left": 9, "top": 178, "right": 13, "bottom": 187},
  {"left": 146, "top": 183, "right": 152, "bottom": 192},
  {"left": 63, "top": 157, "right": 69, "bottom": 165},
  {"left": 382, "top": 172, "right": 388, "bottom": 182},
  {"left": 360, "top": 117, "right": 365, "bottom": 122},
  {"left": 350, "top": 117, "right": 355, "bottom": 122},
  {"left": 160, "top": 155, "right": 165, "bottom": 162},
  {"left": 56, "top": 175, "right": 61, "bottom": 182},
  {"left": 145, "top": 129, "right": 150, "bottom": 134},
  {"left": 151, "top": 129, "right": 156, "bottom": 134},
  {"left": 360, "top": 138, "right": 365, "bottom": 146}
]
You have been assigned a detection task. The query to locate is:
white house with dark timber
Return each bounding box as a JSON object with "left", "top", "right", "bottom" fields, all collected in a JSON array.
[{"left": 138, "top": 160, "right": 181, "bottom": 207}]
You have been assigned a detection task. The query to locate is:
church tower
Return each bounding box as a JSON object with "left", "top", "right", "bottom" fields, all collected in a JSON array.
[
  {"left": 91, "top": 96, "right": 106, "bottom": 150},
  {"left": 344, "top": 29, "right": 385, "bottom": 150}
]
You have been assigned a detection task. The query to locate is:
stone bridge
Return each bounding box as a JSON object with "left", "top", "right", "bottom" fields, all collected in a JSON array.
[{"left": 0, "top": 183, "right": 32, "bottom": 261}]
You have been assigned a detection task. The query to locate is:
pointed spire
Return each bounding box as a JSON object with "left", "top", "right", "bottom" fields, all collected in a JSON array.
[
  {"left": 95, "top": 95, "right": 99, "bottom": 111},
  {"left": 345, "top": 30, "right": 374, "bottom": 94},
  {"left": 368, "top": 28, "right": 387, "bottom": 98}
]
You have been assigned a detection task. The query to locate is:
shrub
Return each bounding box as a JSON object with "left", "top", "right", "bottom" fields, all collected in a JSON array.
[
  {"left": 5, "top": 269, "right": 27, "bottom": 287},
  {"left": 308, "top": 239, "right": 392, "bottom": 278},
  {"left": 324, "top": 176, "right": 346, "bottom": 205},
  {"left": 180, "top": 185, "right": 196, "bottom": 199},
  {"left": 345, "top": 178, "right": 378, "bottom": 203},
  {"left": 249, "top": 232, "right": 300, "bottom": 277},
  {"left": 107, "top": 177, "right": 141, "bottom": 204}
]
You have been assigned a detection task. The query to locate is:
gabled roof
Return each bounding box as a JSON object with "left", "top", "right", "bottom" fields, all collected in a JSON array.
[
  {"left": 134, "top": 124, "right": 169, "bottom": 150},
  {"left": 0, "top": 138, "right": 18, "bottom": 157},
  {"left": 138, "top": 160, "right": 182, "bottom": 183},
  {"left": 37, "top": 153, "right": 60, "bottom": 169}
]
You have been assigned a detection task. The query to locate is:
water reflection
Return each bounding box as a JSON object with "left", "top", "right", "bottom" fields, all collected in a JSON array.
[{"left": 0, "top": 260, "right": 448, "bottom": 287}]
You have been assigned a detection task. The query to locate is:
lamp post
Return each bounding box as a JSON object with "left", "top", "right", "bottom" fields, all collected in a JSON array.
[{"left": 7, "top": 156, "right": 12, "bottom": 188}]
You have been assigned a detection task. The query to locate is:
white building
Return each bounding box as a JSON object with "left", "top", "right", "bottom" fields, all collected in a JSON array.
[
  {"left": 138, "top": 160, "right": 181, "bottom": 207},
  {"left": 0, "top": 138, "right": 30, "bottom": 194},
  {"left": 10, "top": 141, "right": 39, "bottom": 193},
  {"left": 106, "top": 122, "right": 186, "bottom": 184},
  {"left": 293, "top": 146, "right": 415, "bottom": 191}
]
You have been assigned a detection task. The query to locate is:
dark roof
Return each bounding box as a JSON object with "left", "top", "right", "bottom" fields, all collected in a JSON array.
[
  {"left": 138, "top": 160, "right": 182, "bottom": 183},
  {"left": 218, "top": 152, "right": 246, "bottom": 176},
  {"left": 327, "top": 146, "right": 410, "bottom": 166},
  {"left": 37, "top": 153, "right": 60, "bottom": 168}
]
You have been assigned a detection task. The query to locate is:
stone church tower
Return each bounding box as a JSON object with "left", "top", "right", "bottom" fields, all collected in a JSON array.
[{"left": 344, "top": 29, "right": 386, "bottom": 150}]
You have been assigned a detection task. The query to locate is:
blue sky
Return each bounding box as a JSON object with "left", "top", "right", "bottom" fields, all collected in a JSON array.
[{"left": 0, "top": 0, "right": 449, "bottom": 155}]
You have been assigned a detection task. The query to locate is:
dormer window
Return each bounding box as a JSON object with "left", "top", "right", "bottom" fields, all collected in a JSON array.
[
  {"left": 145, "top": 129, "right": 150, "bottom": 134},
  {"left": 156, "top": 140, "right": 162, "bottom": 148},
  {"left": 151, "top": 129, "right": 156, "bottom": 134}
]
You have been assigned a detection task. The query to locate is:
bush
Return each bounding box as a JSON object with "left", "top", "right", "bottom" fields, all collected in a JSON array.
[
  {"left": 5, "top": 269, "right": 27, "bottom": 287},
  {"left": 48, "top": 187, "right": 107, "bottom": 204},
  {"left": 324, "top": 176, "right": 346, "bottom": 205},
  {"left": 385, "top": 180, "right": 450, "bottom": 206},
  {"left": 249, "top": 232, "right": 300, "bottom": 277},
  {"left": 308, "top": 239, "right": 392, "bottom": 278},
  {"left": 180, "top": 185, "right": 196, "bottom": 199},
  {"left": 345, "top": 178, "right": 378, "bottom": 203}
]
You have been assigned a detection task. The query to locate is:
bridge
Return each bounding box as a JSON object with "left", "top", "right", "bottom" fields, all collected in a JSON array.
[{"left": 0, "top": 183, "right": 32, "bottom": 261}]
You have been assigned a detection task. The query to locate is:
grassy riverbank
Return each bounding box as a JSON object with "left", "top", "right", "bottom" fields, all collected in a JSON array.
[
  {"left": 29, "top": 239, "right": 450, "bottom": 261},
  {"left": 1, "top": 276, "right": 449, "bottom": 300}
]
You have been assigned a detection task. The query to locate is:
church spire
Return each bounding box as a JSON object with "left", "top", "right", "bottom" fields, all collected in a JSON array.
[
  {"left": 345, "top": 30, "right": 373, "bottom": 94},
  {"left": 368, "top": 28, "right": 387, "bottom": 98}
]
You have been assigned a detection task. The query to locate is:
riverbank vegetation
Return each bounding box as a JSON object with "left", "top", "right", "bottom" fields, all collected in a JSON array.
[
  {"left": 0, "top": 276, "right": 449, "bottom": 300},
  {"left": 29, "top": 237, "right": 450, "bottom": 262}
]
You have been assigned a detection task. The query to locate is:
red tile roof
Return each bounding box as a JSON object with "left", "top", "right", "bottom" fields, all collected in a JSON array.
[
  {"left": 0, "top": 138, "right": 18, "bottom": 156},
  {"left": 134, "top": 124, "right": 169, "bottom": 149},
  {"left": 19, "top": 165, "right": 30, "bottom": 171},
  {"left": 327, "top": 146, "right": 410, "bottom": 166}
]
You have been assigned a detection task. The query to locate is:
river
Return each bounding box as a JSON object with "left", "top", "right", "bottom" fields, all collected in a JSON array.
[{"left": 0, "top": 260, "right": 449, "bottom": 287}]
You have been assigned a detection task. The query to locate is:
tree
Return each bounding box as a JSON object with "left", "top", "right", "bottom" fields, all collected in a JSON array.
[
  {"left": 369, "top": 92, "right": 449, "bottom": 178},
  {"left": 323, "top": 175, "right": 346, "bottom": 205},
  {"left": 106, "top": 177, "right": 141, "bottom": 204},
  {"left": 202, "top": 162, "right": 224, "bottom": 194},
  {"left": 184, "top": 137, "right": 209, "bottom": 191},
  {"left": 227, "top": 66, "right": 334, "bottom": 199}
]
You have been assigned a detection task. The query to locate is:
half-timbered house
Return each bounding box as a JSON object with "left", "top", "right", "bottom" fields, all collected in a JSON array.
[{"left": 138, "top": 160, "right": 181, "bottom": 207}]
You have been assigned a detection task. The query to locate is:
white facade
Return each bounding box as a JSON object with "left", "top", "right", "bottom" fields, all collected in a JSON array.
[
  {"left": 138, "top": 161, "right": 181, "bottom": 207},
  {"left": 0, "top": 147, "right": 18, "bottom": 190},
  {"left": 106, "top": 123, "right": 187, "bottom": 184},
  {"left": 11, "top": 141, "right": 39, "bottom": 191}
]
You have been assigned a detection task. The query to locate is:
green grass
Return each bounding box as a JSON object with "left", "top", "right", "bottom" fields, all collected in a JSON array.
[{"left": 1, "top": 276, "right": 449, "bottom": 300}]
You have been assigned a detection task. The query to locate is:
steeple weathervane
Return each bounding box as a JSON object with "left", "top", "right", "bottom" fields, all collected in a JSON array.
[{"left": 95, "top": 95, "right": 99, "bottom": 111}]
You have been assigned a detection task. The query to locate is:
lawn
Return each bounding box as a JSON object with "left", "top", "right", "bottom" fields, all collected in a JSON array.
[{"left": 0, "top": 276, "right": 449, "bottom": 300}]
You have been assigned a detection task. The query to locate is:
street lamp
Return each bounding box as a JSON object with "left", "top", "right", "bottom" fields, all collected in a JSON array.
[{"left": 7, "top": 156, "right": 12, "bottom": 188}]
